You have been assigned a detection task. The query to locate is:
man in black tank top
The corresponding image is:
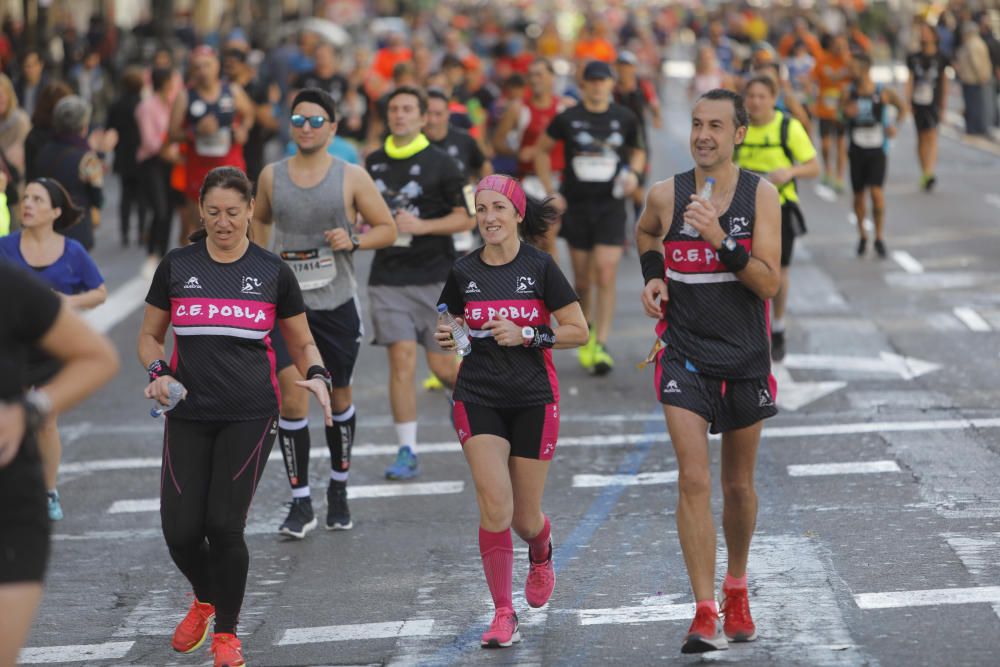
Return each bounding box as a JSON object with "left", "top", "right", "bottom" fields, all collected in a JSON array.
[
  {"left": 253, "top": 89, "right": 396, "bottom": 538},
  {"left": 635, "top": 89, "right": 781, "bottom": 654}
]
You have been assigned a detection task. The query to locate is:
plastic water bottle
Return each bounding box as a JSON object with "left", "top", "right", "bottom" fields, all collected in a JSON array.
[
  {"left": 611, "top": 165, "right": 631, "bottom": 199},
  {"left": 151, "top": 381, "right": 186, "bottom": 418},
  {"left": 700, "top": 176, "right": 715, "bottom": 200},
  {"left": 438, "top": 304, "right": 472, "bottom": 357}
]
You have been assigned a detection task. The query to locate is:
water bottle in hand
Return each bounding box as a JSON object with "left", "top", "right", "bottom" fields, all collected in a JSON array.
[
  {"left": 681, "top": 177, "right": 715, "bottom": 238},
  {"left": 151, "top": 381, "right": 186, "bottom": 418},
  {"left": 438, "top": 304, "right": 472, "bottom": 357},
  {"left": 611, "top": 166, "right": 631, "bottom": 199}
]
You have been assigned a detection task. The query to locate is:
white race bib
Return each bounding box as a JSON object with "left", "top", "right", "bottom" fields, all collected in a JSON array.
[
  {"left": 280, "top": 248, "right": 337, "bottom": 290},
  {"left": 572, "top": 155, "right": 618, "bottom": 182},
  {"left": 913, "top": 81, "right": 934, "bottom": 106},
  {"left": 851, "top": 125, "right": 884, "bottom": 149},
  {"left": 194, "top": 127, "right": 232, "bottom": 157}
]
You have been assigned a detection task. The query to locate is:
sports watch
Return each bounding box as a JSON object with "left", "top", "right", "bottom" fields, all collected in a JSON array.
[
  {"left": 350, "top": 234, "right": 361, "bottom": 253},
  {"left": 721, "top": 235, "right": 738, "bottom": 252},
  {"left": 521, "top": 326, "right": 535, "bottom": 347}
]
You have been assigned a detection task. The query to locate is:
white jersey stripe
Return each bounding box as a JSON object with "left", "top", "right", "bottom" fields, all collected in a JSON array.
[
  {"left": 666, "top": 268, "right": 739, "bottom": 285},
  {"left": 174, "top": 326, "right": 269, "bottom": 339}
]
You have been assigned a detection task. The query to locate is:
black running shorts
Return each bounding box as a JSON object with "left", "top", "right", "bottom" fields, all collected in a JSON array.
[
  {"left": 655, "top": 346, "right": 777, "bottom": 434},
  {"left": 913, "top": 104, "right": 940, "bottom": 132},
  {"left": 271, "top": 298, "right": 362, "bottom": 388},
  {"left": 453, "top": 401, "right": 560, "bottom": 460},
  {"left": 818, "top": 118, "right": 845, "bottom": 137},
  {"left": 0, "top": 436, "right": 50, "bottom": 583},
  {"left": 559, "top": 197, "right": 627, "bottom": 250},
  {"left": 780, "top": 202, "right": 803, "bottom": 267},
  {"left": 848, "top": 148, "right": 887, "bottom": 193}
]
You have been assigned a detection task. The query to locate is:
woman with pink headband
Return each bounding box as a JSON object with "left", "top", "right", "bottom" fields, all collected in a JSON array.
[{"left": 435, "top": 174, "right": 588, "bottom": 648}]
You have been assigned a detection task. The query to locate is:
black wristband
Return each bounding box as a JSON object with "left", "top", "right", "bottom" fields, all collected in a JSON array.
[
  {"left": 307, "top": 365, "right": 333, "bottom": 393},
  {"left": 147, "top": 359, "right": 172, "bottom": 383},
  {"left": 530, "top": 325, "right": 556, "bottom": 349},
  {"left": 718, "top": 243, "right": 751, "bottom": 273},
  {"left": 640, "top": 251, "right": 665, "bottom": 284}
]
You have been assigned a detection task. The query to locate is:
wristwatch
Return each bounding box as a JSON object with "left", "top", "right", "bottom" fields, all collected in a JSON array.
[
  {"left": 721, "top": 236, "right": 738, "bottom": 253},
  {"left": 521, "top": 326, "right": 535, "bottom": 347},
  {"left": 22, "top": 388, "right": 52, "bottom": 433},
  {"left": 350, "top": 234, "right": 361, "bottom": 253}
]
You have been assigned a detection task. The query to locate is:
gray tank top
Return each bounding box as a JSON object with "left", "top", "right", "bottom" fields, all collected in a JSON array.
[{"left": 271, "top": 157, "right": 356, "bottom": 311}]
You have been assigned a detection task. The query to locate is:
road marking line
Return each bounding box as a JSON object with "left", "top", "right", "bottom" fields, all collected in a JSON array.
[
  {"left": 277, "top": 619, "right": 435, "bottom": 646},
  {"left": 83, "top": 275, "right": 149, "bottom": 334},
  {"left": 787, "top": 461, "right": 900, "bottom": 477},
  {"left": 772, "top": 363, "right": 846, "bottom": 411},
  {"left": 63, "top": 416, "right": 1000, "bottom": 476},
  {"left": 855, "top": 586, "right": 1000, "bottom": 610},
  {"left": 890, "top": 250, "right": 924, "bottom": 274},
  {"left": 953, "top": 306, "right": 992, "bottom": 332},
  {"left": 19, "top": 641, "right": 135, "bottom": 664},
  {"left": 572, "top": 471, "right": 678, "bottom": 488},
  {"left": 783, "top": 352, "right": 940, "bottom": 379},
  {"left": 579, "top": 603, "right": 689, "bottom": 625},
  {"left": 108, "top": 481, "right": 465, "bottom": 513}
]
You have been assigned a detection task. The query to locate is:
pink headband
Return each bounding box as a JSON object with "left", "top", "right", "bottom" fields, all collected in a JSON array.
[{"left": 475, "top": 175, "right": 526, "bottom": 218}]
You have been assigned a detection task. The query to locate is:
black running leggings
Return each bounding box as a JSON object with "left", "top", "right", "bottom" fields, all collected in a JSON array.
[{"left": 160, "top": 416, "right": 277, "bottom": 634}]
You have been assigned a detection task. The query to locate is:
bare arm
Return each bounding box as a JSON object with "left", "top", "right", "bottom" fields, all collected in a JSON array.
[
  {"left": 137, "top": 304, "right": 172, "bottom": 370},
  {"left": 628, "top": 147, "right": 647, "bottom": 176},
  {"left": 549, "top": 301, "right": 589, "bottom": 349},
  {"left": 277, "top": 313, "right": 332, "bottom": 425},
  {"left": 168, "top": 88, "right": 189, "bottom": 143},
  {"left": 533, "top": 133, "right": 558, "bottom": 195},
  {"left": 38, "top": 304, "right": 120, "bottom": 414},
  {"left": 414, "top": 206, "right": 475, "bottom": 235},
  {"left": 65, "top": 284, "right": 107, "bottom": 310},
  {"left": 492, "top": 101, "right": 521, "bottom": 157},
  {"left": 345, "top": 164, "right": 396, "bottom": 249},
  {"left": 250, "top": 164, "right": 274, "bottom": 248},
  {"left": 886, "top": 87, "right": 909, "bottom": 124},
  {"left": 792, "top": 156, "right": 820, "bottom": 180},
  {"left": 636, "top": 180, "right": 672, "bottom": 319},
  {"left": 231, "top": 83, "right": 256, "bottom": 132}
]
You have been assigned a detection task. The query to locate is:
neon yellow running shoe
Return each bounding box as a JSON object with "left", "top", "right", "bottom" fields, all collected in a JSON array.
[
  {"left": 423, "top": 373, "right": 444, "bottom": 391},
  {"left": 592, "top": 343, "right": 614, "bottom": 376},
  {"left": 577, "top": 328, "right": 597, "bottom": 370}
]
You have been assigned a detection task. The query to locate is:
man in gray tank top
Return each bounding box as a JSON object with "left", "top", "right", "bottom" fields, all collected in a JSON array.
[{"left": 253, "top": 89, "right": 396, "bottom": 539}]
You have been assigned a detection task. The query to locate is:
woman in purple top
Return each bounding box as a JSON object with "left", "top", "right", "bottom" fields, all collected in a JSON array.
[{"left": 0, "top": 177, "right": 107, "bottom": 521}]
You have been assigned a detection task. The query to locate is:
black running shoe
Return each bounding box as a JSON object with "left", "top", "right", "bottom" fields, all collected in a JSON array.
[
  {"left": 923, "top": 174, "right": 936, "bottom": 192},
  {"left": 326, "top": 481, "right": 353, "bottom": 531},
  {"left": 278, "top": 497, "right": 317, "bottom": 539},
  {"left": 873, "top": 239, "right": 887, "bottom": 259},
  {"left": 856, "top": 238, "right": 867, "bottom": 257},
  {"left": 770, "top": 330, "right": 786, "bottom": 362}
]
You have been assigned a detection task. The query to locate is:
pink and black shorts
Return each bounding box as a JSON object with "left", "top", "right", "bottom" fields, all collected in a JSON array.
[{"left": 452, "top": 401, "right": 560, "bottom": 460}]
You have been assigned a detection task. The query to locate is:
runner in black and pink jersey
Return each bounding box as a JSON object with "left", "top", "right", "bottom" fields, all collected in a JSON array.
[
  {"left": 137, "top": 166, "right": 333, "bottom": 667},
  {"left": 436, "top": 175, "right": 588, "bottom": 649},
  {"left": 635, "top": 89, "right": 781, "bottom": 654}
]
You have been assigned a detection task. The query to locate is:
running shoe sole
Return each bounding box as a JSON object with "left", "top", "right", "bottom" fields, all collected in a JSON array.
[
  {"left": 278, "top": 517, "right": 317, "bottom": 540},
  {"left": 325, "top": 519, "right": 353, "bottom": 531},
  {"left": 725, "top": 629, "right": 758, "bottom": 642},
  {"left": 173, "top": 614, "right": 214, "bottom": 653},
  {"left": 481, "top": 630, "right": 521, "bottom": 648},
  {"left": 591, "top": 361, "right": 611, "bottom": 376},
  {"left": 681, "top": 634, "right": 728, "bottom": 654}
]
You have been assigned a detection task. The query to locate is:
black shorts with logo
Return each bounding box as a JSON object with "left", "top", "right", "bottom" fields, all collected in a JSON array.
[
  {"left": 655, "top": 346, "right": 777, "bottom": 434},
  {"left": 0, "top": 436, "right": 50, "bottom": 583},
  {"left": 848, "top": 148, "right": 887, "bottom": 193},
  {"left": 271, "top": 298, "right": 362, "bottom": 388},
  {"left": 913, "top": 104, "right": 940, "bottom": 132},
  {"left": 559, "top": 196, "right": 628, "bottom": 250},
  {"left": 452, "top": 401, "right": 560, "bottom": 460}
]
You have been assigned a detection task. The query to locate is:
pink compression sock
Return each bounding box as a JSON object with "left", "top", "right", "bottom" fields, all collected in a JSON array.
[
  {"left": 696, "top": 599, "right": 718, "bottom": 615},
  {"left": 526, "top": 515, "right": 551, "bottom": 562},
  {"left": 479, "top": 527, "right": 514, "bottom": 610},
  {"left": 724, "top": 572, "right": 748, "bottom": 590}
]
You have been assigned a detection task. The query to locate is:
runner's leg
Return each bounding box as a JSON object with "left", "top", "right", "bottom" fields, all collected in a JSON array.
[
  {"left": 465, "top": 435, "right": 515, "bottom": 613},
  {"left": 871, "top": 185, "right": 886, "bottom": 241},
  {"left": 569, "top": 248, "right": 593, "bottom": 323},
  {"left": 0, "top": 583, "right": 43, "bottom": 667},
  {"left": 719, "top": 422, "right": 763, "bottom": 579},
  {"left": 593, "top": 243, "right": 624, "bottom": 345}
]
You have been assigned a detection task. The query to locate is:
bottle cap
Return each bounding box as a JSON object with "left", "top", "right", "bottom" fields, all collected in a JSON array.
[
  {"left": 437, "top": 303, "right": 448, "bottom": 313},
  {"left": 705, "top": 177, "right": 715, "bottom": 185}
]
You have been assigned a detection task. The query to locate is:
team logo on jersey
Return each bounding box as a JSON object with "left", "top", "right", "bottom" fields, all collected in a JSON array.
[
  {"left": 516, "top": 276, "right": 536, "bottom": 294},
  {"left": 542, "top": 442, "right": 555, "bottom": 457},
  {"left": 679, "top": 221, "right": 700, "bottom": 238},
  {"left": 370, "top": 162, "right": 388, "bottom": 173},
  {"left": 611, "top": 119, "right": 621, "bottom": 130},
  {"left": 189, "top": 99, "right": 207, "bottom": 117},
  {"left": 409, "top": 164, "right": 421, "bottom": 176},
  {"left": 242, "top": 276, "right": 263, "bottom": 295},
  {"left": 465, "top": 281, "right": 481, "bottom": 294},
  {"left": 729, "top": 216, "right": 750, "bottom": 236},
  {"left": 448, "top": 145, "right": 459, "bottom": 157},
  {"left": 571, "top": 120, "right": 586, "bottom": 129},
  {"left": 184, "top": 276, "right": 202, "bottom": 289},
  {"left": 759, "top": 388, "right": 774, "bottom": 407},
  {"left": 458, "top": 428, "right": 467, "bottom": 440},
  {"left": 663, "top": 379, "right": 681, "bottom": 394}
]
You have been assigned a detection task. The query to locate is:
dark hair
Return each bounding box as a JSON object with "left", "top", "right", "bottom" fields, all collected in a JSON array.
[
  {"left": 529, "top": 58, "right": 556, "bottom": 74},
  {"left": 291, "top": 87, "right": 337, "bottom": 122},
  {"left": 745, "top": 74, "right": 778, "bottom": 97},
  {"left": 391, "top": 61, "right": 415, "bottom": 82},
  {"left": 151, "top": 67, "right": 173, "bottom": 92},
  {"left": 223, "top": 47, "right": 248, "bottom": 64},
  {"left": 520, "top": 195, "right": 559, "bottom": 246},
  {"left": 441, "top": 54, "right": 465, "bottom": 71},
  {"left": 426, "top": 88, "right": 450, "bottom": 105},
  {"left": 121, "top": 66, "right": 145, "bottom": 94},
  {"left": 31, "top": 80, "right": 72, "bottom": 129},
  {"left": 853, "top": 52, "right": 873, "bottom": 69},
  {"left": 696, "top": 88, "right": 749, "bottom": 129},
  {"left": 386, "top": 85, "right": 428, "bottom": 114},
  {"left": 31, "top": 177, "right": 83, "bottom": 231},
  {"left": 190, "top": 167, "right": 254, "bottom": 243},
  {"left": 503, "top": 74, "right": 526, "bottom": 90}
]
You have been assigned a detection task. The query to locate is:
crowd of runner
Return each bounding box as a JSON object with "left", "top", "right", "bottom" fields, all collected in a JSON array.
[{"left": 1, "top": 2, "right": 1000, "bottom": 666}]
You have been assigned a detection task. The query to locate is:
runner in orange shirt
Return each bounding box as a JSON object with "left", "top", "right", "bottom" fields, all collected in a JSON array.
[
  {"left": 575, "top": 22, "right": 617, "bottom": 64},
  {"left": 811, "top": 35, "right": 852, "bottom": 192}
]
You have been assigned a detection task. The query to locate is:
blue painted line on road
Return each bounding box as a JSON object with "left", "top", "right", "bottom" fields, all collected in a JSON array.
[{"left": 422, "top": 411, "right": 666, "bottom": 666}]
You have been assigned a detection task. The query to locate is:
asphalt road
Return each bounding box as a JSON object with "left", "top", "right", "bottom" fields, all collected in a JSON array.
[{"left": 17, "top": 80, "right": 1000, "bottom": 667}]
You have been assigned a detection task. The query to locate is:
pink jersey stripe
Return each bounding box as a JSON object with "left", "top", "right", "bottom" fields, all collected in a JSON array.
[
  {"left": 664, "top": 238, "right": 752, "bottom": 274},
  {"left": 170, "top": 297, "right": 277, "bottom": 330},
  {"left": 462, "top": 298, "right": 549, "bottom": 330},
  {"left": 453, "top": 401, "right": 472, "bottom": 446}
]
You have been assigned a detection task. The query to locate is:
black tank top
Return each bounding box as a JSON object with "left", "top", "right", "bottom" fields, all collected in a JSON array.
[
  {"left": 185, "top": 83, "right": 237, "bottom": 157},
  {"left": 659, "top": 168, "right": 770, "bottom": 379},
  {"left": 846, "top": 84, "right": 887, "bottom": 152}
]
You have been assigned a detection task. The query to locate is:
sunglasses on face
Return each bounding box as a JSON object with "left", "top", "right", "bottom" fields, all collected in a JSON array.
[{"left": 290, "top": 114, "right": 330, "bottom": 129}]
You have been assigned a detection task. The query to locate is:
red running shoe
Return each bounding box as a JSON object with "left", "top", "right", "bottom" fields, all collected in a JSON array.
[
  {"left": 681, "top": 605, "right": 728, "bottom": 654},
  {"left": 480, "top": 607, "right": 521, "bottom": 648},
  {"left": 171, "top": 598, "right": 215, "bottom": 653},
  {"left": 211, "top": 632, "right": 246, "bottom": 667},
  {"left": 720, "top": 584, "right": 758, "bottom": 642},
  {"left": 525, "top": 541, "right": 555, "bottom": 608}
]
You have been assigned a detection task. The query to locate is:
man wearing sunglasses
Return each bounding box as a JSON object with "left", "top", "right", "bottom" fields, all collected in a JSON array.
[
  {"left": 252, "top": 88, "right": 397, "bottom": 539},
  {"left": 365, "top": 85, "right": 475, "bottom": 481}
]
